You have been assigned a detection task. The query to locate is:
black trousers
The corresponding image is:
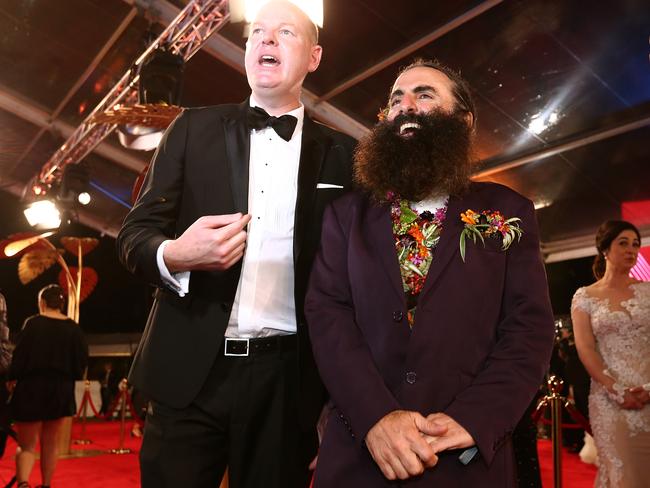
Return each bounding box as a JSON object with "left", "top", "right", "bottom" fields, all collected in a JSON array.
[{"left": 140, "top": 341, "right": 314, "bottom": 488}]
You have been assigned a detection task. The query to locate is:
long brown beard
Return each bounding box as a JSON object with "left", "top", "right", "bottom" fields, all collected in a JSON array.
[{"left": 353, "top": 111, "right": 473, "bottom": 202}]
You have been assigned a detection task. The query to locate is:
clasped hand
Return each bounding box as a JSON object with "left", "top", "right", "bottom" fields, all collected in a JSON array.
[
  {"left": 163, "top": 213, "right": 252, "bottom": 272},
  {"left": 621, "top": 386, "right": 650, "bottom": 409},
  {"left": 365, "top": 410, "right": 475, "bottom": 481}
]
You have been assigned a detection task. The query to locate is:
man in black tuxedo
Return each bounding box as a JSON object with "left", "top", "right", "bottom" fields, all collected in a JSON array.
[{"left": 117, "top": 2, "right": 355, "bottom": 487}]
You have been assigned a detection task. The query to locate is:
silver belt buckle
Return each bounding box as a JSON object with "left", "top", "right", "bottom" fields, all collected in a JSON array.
[{"left": 224, "top": 338, "right": 249, "bottom": 357}]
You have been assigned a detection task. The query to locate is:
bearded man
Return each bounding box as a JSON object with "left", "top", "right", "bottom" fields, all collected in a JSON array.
[{"left": 305, "top": 60, "right": 555, "bottom": 487}]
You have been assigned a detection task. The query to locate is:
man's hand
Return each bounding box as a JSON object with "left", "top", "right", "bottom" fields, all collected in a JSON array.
[
  {"left": 164, "top": 213, "right": 252, "bottom": 272},
  {"left": 422, "top": 413, "right": 475, "bottom": 454},
  {"left": 365, "top": 410, "right": 446, "bottom": 480}
]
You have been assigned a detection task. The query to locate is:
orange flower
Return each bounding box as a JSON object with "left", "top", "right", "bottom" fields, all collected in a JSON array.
[
  {"left": 408, "top": 226, "right": 424, "bottom": 241},
  {"left": 460, "top": 210, "right": 477, "bottom": 225}
]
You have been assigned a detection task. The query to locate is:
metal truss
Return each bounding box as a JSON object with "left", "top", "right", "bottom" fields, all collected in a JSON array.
[{"left": 34, "top": 0, "right": 230, "bottom": 192}]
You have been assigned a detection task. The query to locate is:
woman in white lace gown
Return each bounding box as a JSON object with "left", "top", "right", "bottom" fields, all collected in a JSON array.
[{"left": 571, "top": 220, "right": 650, "bottom": 487}]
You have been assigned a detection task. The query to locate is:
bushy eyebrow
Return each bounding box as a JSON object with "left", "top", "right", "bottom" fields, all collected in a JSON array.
[{"left": 389, "top": 85, "right": 438, "bottom": 102}]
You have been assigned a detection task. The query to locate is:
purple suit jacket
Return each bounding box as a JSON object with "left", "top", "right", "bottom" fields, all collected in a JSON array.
[{"left": 305, "top": 182, "right": 554, "bottom": 487}]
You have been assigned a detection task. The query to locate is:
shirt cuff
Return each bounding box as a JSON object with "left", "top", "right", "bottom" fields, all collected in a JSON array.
[{"left": 156, "top": 240, "right": 190, "bottom": 297}]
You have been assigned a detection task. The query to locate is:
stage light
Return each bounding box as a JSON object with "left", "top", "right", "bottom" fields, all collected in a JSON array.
[
  {"left": 116, "top": 48, "right": 185, "bottom": 151},
  {"left": 23, "top": 200, "right": 61, "bottom": 230},
  {"left": 22, "top": 165, "right": 90, "bottom": 229},
  {"left": 138, "top": 48, "right": 184, "bottom": 106},
  {"left": 241, "top": 0, "right": 323, "bottom": 27},
  {"left": 77, "top": 192, "right": 91, "bottom": 205},
  {"left": 60, "top": 164, "right": 91, "bottom": 206}
]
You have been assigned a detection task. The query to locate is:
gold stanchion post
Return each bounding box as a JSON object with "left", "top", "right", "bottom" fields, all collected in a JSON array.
[
  {"left": 110, "top": 378, "right": 132, "bottom": 455},
  {"left": 73, "top": 380, "right": 92, "bottom": 445},
  {"left": 548, "top": 376, "right": 564, "bottom": 488},
  {"left": 535, "top": 375, "right": 565, "bottom": 488}
]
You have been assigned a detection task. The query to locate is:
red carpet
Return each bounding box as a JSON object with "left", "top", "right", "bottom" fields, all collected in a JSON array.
[
  {"left": 538, "top": 439, "right": 597, "bottom": 487},
  {"left": 0, "top": 420, "right": 141, "bottom": 488},
  {"left": 0, "top": 421, "right": 597, "bottom": 487}
]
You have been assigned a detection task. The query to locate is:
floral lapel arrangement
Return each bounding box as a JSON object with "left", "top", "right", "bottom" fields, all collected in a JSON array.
[
  {"left": 459, "top": 209, "right": 523, "bottom": 262},
  {"left": 389, "top": 194, "right": 447, "bottom": 326},
  {"left": 389, "top": 196, "right": 523, "bottom": 325}
]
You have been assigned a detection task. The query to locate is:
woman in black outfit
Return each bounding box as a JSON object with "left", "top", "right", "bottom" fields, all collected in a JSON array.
[{"left": 8, "top": 284, "right": 88, "bottom": 488}]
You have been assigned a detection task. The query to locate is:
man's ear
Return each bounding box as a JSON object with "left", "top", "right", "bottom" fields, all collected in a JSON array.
[
  {"left": 464, "top": 111, "right": 475, "bottom": 129},
  {"left": 308, "top": 44, "right": 323, "bottom": 73}
]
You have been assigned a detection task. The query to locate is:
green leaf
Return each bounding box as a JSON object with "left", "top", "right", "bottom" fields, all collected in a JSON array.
[
  {"left": 406, "top": 261, "right": 424, "bottom": 277},
  {"left": 460, "top": 232, "right": 467, "bottom": 262},
  {"left": 503, "top": 232, "right": 512, "bottom": 250},
  {"left": 400, "top": 201, "right": 419, "bottom": 224}
]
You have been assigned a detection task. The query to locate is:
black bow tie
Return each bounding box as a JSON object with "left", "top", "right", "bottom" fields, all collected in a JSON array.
[{"left": 247, "top": 106, "right": 298, "bottom": 142}]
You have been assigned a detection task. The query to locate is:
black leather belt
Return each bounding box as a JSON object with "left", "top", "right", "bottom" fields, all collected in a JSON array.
[{"left": 224, "top": 335, "right": 297, "bottom": 357}]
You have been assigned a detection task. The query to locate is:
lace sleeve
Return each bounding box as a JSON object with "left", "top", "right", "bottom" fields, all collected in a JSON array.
[{"left": 571, "top": 287, "right": 591, "bottom": 315}]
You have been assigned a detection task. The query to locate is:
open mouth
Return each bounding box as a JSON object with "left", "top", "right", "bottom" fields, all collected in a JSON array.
[
  {"left": 259, "top": 55, "right": 280, "bottom": 67},
  {"left": 399, "top": 122, "right": 421, "bottom": 136}
]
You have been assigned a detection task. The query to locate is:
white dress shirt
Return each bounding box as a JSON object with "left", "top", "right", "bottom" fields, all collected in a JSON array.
[
  {"left": 157, "top": 97, "right": 304, "bottom": 338},
  {"left": 411, "top": 195, "right": 449, "bottom": 215}
]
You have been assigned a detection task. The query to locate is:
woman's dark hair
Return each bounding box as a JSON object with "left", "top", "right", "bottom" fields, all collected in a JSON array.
[
  {"left": 38, "top": 284, "right": 66, "bottom": 312},
  {"left": 592, "top": 220, "right": 641, "bottom": 279}
]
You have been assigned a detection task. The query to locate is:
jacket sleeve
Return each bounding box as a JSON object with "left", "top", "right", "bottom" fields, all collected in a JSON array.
[
  {"left": 305, "top": 203, "right": 401, "bottom": 445},
  {"left": 116, "top": 110, "right": 190, "bottom": 287},
  {"left": 444, "top": 199, "right": 555, "bottom": 466}
]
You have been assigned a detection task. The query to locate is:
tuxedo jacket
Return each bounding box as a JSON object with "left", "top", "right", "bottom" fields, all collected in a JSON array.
[
  {"left": 117, "top": 101, "right": 355, "bottom": 432},
  {"left": 306, "top": 182, "right": 555, "bottom": 487}
]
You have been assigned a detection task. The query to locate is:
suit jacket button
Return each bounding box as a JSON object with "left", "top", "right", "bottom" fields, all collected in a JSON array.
[
  {"left": 406, "top": 371, "right": 417, "bottom": 384},
  {"left": 393, "top": 311, "right": 403, "bottom": 322}
]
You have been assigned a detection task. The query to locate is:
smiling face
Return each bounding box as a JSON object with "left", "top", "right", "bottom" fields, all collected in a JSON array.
[
  {"left": 387, "top": 66, "right": 459, "bottom": 137},
  {"left": 244, "top": 0, "right": 322, "bottom": 111},
  {"left": 606, "top": 229, "right": 641, "bottom": 271}
]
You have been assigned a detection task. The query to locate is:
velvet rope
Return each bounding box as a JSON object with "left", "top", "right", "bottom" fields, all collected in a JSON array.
[
  {"left": 75, "top": 386, "right": 141, "bottom": 421},
  {"left": 75, "top": 388, "right": 101, "bottom": 418},
  {"left": 532, "top": 400, "right": 592, "bottom": 435}
]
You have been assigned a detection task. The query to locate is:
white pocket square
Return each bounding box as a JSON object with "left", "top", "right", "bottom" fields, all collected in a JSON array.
[{"left": 316, "top": 183, "right": 344, "bottom": 189}]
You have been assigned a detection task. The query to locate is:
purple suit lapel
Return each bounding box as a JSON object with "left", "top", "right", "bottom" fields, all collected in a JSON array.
[
  {"left": 365, "top": 193, "right": 468, "bottom": 306},
  {"left": 366, "top": 202, "right": 405, "bottom": 303}
]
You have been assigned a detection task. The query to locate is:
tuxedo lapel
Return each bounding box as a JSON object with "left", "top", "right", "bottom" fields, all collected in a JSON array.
[
  {"left": 419, "top": 194, "right": 465, "bottom": 298},
  {"left": 223, "top": 101, "right": 251, "bottom": 213},
  {"left": 367, "top": 203, "right": 406, "bottom": 303},
  {"left": 293, "top": 116, "right": 325, "bottom": 264}
]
